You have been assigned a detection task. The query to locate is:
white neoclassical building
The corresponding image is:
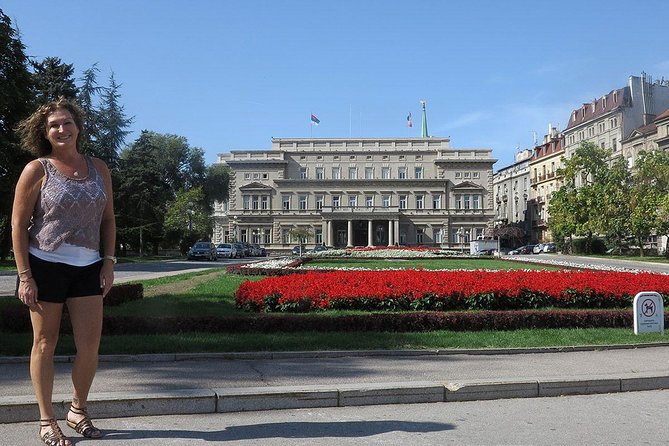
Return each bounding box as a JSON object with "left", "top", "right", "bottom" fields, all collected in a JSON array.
[{"left": 213, "top": 137, "right": 496, "bottom": 252}]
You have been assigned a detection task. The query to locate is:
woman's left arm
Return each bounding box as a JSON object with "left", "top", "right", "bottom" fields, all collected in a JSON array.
[{"left": 96, "top": 158, "right": 116, "bottom": 297}]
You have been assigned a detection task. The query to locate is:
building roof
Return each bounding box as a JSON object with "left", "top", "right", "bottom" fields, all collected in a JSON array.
[
  {"left": 655, "top": 107, "right": 669, "bottom": 121},
  {"left": 565, "top": 87, "right": 630, "bottom": 130}
]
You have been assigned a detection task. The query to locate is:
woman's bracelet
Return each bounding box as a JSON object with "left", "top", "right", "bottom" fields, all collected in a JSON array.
[
  {"left": 19, "top": 276, "right": 33, "bottom": 283},
  {"left": 18, "top": 268, "right": 31, "bottom": 276}
]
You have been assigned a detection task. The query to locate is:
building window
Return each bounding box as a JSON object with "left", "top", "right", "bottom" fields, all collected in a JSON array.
[
  {"left": 473, "top": 172, "right": 480, "bottom": 179},
  {"left": 300, "top": 155, "right": 306, "bottom": 160},
  {"left": 382, "top": 195, "right": 390, "bottom": 207},
  {"left": 612, "top": 138, "right": 617, "bottom": 152},
  {"left": 316, "top": 167, "right": 324, "bottom": 179},
  {"left": 253, "top": 173, "right": 259, "bottom": 179},
  {"left": 382, "top": 167, "right": 391, "bottom": 179},
  {"left": 315, "top": 194, "right": 324, "bottom": 210},
  {"left": 315, "top": 229, "right": 323, "bottom": 245},
  {"left": 416, "top": 227, "right": 424, "bottom": 243},
  {"left": 348, "top": 195, "right": 357, "bottom": 207},
  {"left": 261, "top": 196, "right": 268, "bottom": 210},
  {"left": 240, "top": 229, "right": 247, "bottom": 243},
  {"left": 464, "top": 172, "right": 471, "bottom": 179},
  {"left": 399, "top": 155, "right": 406, "bottom": 161},
  {"left": 399, "top": 195, "right": 407, "bottom": 209},
  {"left": 350, "top": 155, "right": 356, "bottom": 160},
  {"left": 416, "top": 154, "right": 423, "bottom": 161},
  {"left": 398, "top": 167, "right": 407, "bottom": 179},
  {"left": 282, "top": 195, "right": 291, "bottom": 210},
  {"left": 244, "top": 173, "right": 251, "bottom": 180},
  {"left": 455, "top": 194, "right": 462, "bottom": 209},
  {"left": 282, "top": 229, "right": 290, "bottom": 244},
  {"left": 332, "top": 195, "right": 340, "bottom": 208},
  {"left": 242, "top": 195, "right": 250, "bottom": 210},
  {"left": 416, "top": 194, "right": 424, "bottom": 209},
  {"left": 455, "top": 172, "right": 461, "bottom": 179},
  {"left": 317, "top": 155, "right": 323, "bottom": 160},
  {"left": 434, "top": 228, "right": 442, "bottom": 244},
  {"left": 365, "top": 195, "right": 373, "bottom": 208},
  {"left": 382, "top": 155, "right": 389, "bottom": 160},
  {"left": 251, "top": 195, "right": 259, "bottom": 210},
  {"left": 349, "top": 167, "right": 358, "bottom": 179},
  {"left": 433, "top": 194, "right": 441, "bottom": 209},
  {"left": 464, "top": 194, "right": 471, "bottom": 209},
  {"left": 451, "top": 229, "right": 459, "bottom": 243},
  {"left": 414, "top": 166, "right": 423, "bottom": 179},
  {"left": 366, "top": 155, "right": 373, "bottom": 161},
  {"left": 332, "top": 167, "right": 341, "bottom": 179},
  {"left": 333, "top": 155, "right": 340, "bottom": 161},
  {"left": 365, "top": 167, "right": 374, "bottom": 179},
  {"left": 300, "top": 167, "right": 307, "bottom": 179},
  {"left": 473, "top": 194, "right": 480, "bottom": 209},
  {"left": 262, "top": 173, "right": 268, "bottom": 180},
  {"left": 299, "top": 195, "right": 307, "bottom": 210}
]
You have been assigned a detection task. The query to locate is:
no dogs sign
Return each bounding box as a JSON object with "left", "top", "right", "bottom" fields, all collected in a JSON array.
[{"left": 633, "top": 292, "right": 664, "bottom": 334}]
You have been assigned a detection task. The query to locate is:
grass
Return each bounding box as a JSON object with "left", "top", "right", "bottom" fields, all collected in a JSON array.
[
  {"left": 0, "top": 329, "right": 665, "bottom": 356},
  {"left": 2, "top": 261, "right": 667, "bottom": 356},
  {"left": 588, "top": 254, "right": 669, "bottom": 264},
  {"left": 305, "top": 257, "right": 559, "bottom": 270}
]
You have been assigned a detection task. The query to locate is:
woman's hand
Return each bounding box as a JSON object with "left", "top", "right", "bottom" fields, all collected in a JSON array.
[
  {"left": 18, "top": 277, "right": 38, "bottom": 308},
  {"left": 100, "top": 261, "right": 114, "bottom": 297}
]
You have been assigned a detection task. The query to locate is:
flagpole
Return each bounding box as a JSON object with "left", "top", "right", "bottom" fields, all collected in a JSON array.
[{"left": 310, "top": 111, "right": 313, "bottom": 138}]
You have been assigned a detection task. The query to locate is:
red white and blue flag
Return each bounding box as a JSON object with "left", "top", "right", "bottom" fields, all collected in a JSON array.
[
  {"left": 310, "top": 114, "right": 320, "bottom": 125},
  {"left": 407, "top": 112, "right": 413, "bottom": 128}
]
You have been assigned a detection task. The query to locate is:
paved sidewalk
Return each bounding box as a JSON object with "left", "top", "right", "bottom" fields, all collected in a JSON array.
[{"left": 2, "top": 345, "right": 669, "bottom": 423}]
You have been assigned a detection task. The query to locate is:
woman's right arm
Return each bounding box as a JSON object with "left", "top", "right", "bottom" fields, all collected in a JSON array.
[{"left": 11, "top": 160, "right": 44, "bottom": 307}]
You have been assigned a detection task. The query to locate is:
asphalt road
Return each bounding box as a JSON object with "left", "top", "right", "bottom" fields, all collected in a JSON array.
[
  {"left": 3, "top": 390, "right": 668, "bottom": 445},
  {"left": 0, "top": 257, "right": 248, "bottom": 297}
]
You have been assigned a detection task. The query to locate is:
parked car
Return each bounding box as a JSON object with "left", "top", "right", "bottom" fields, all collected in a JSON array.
[
  {"left": 252, "top": 244, "right": 267, "bottom": 256},
  {"left": 291, "top": 245, "right": 306, "bottom": 256},
  {"left": 509, "top": 245, "right": 535, "bottom": 255},
  {"left": 187, "top": 241, "right": 217, "bottom": 261},
  {"left": 533, "top": 244, "right": 544, "bottom": 254},
  {"left": 473, "top": 248, "right": 495, "bottom": 256},
  {"left": 309, "top": 244, "right": 329, "bottom": 253},
  {"left": 241, "top": 242, "right": 254, "bottom": 257},
  {"left": 232, "top": 242, "right": 245, "bottom": 258},
  {"left": 216, "top": 243, "right": 236, "bottom": 259},
  {"left": 543, "top": 242, "right": 556, "bottom": 253}
]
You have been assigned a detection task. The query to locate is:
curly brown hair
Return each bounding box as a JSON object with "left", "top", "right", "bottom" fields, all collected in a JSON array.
[{"left": 16, "top": 97, "right": 85, "bottom": 157}]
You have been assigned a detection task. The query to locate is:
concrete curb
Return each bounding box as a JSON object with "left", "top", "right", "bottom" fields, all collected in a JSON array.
[
  {"left": 3, "top": 343, "right": 669, "bottom": 365},
  {"left": 2, "top": 374, "right": 668, "bottom": 424}
]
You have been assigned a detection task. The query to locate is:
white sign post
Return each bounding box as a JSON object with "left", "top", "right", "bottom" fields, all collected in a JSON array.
[{"left": 633, "top": 292, "right": 664, "bottom": 335}]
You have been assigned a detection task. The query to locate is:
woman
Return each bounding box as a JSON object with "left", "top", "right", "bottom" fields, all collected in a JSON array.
[{"left": 13, "top": 97, "right": 116, "bottom": 446}]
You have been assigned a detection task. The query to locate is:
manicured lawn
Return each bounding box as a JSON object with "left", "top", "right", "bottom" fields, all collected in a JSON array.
[
  {"left": 0, "top": 328, "right": 665, "bottom": 356},
  {"left": 303, "top": 257, "right": 559, "bottom": 270}
]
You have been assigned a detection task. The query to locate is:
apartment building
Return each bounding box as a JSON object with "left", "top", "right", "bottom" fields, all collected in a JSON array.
[
  {"left": 213, "top": 137, "right": 496, "bottom": 251},
  {"left": 528, "top": 127, "right": 565, "bottom": 243},
  {"left": 563, "top": 74, "right": 669, "bottom": 163},
  {"left": 622, "top": 106, "right": 669, "bottom": 167},
  {"left": 492, "top": 148, "right": 532, "bottom": 230}
]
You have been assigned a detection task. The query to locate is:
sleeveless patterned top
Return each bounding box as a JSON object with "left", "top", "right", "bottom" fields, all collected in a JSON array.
[{"left": 29, "top": 156, "right": 108, "bottom": 251}]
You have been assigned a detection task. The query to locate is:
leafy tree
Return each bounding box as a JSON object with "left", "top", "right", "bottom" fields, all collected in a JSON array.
[
  {"left": 631, "top": 150, "right": 669, "bottom": 256},
  {"left": 0, "top": 9, "right": 34, "bottom": 259},
  {"left": 163, "top": 187, "right": 212, "bottom": 253},
  {"left": 491, "top": 223, "right": 526, "bottom": 249},
  {"left": 115, "top": 131, "right": 210, "bottom": 254},
  {"left": 31, "top": 56, "right": 78, "bottom": 104},
  {"left": 204, "top": 163, "right": 230, "bottom": 205},
  {"left": 115, "top": 131, "right": 171, "bottom": 255}
]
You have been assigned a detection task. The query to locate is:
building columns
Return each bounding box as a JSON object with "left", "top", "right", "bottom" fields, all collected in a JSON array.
[
  {"left": 347, "top": 220, "right": 353, "bottom": 247},
  {"left": 367, "top": 220, "right": 374, "bottom": 247},
  {"left": 388, "top": 220, "right": 394, "bottom": 246}
]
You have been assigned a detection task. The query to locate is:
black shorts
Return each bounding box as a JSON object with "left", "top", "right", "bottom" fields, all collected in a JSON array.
[{"left": 22, "top": 254, "right": 104, "bottom": 303}]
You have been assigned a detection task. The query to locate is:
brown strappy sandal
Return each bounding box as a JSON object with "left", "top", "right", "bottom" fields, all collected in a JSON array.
[
  {"left": 66, "top": 405, "right": 103, "bottom": 438},
  {"left": 39, "top": 419, "right": 72, "bottom": 446}
]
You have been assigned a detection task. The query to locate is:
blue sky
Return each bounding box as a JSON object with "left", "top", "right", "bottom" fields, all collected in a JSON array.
[{"left": 4, "top": 0, "right": 668, "bottom": 168}]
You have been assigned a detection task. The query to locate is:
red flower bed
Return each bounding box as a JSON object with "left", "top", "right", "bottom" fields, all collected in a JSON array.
[{"left": 235, "top": 269, "right": 669, "bottom": 313}]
